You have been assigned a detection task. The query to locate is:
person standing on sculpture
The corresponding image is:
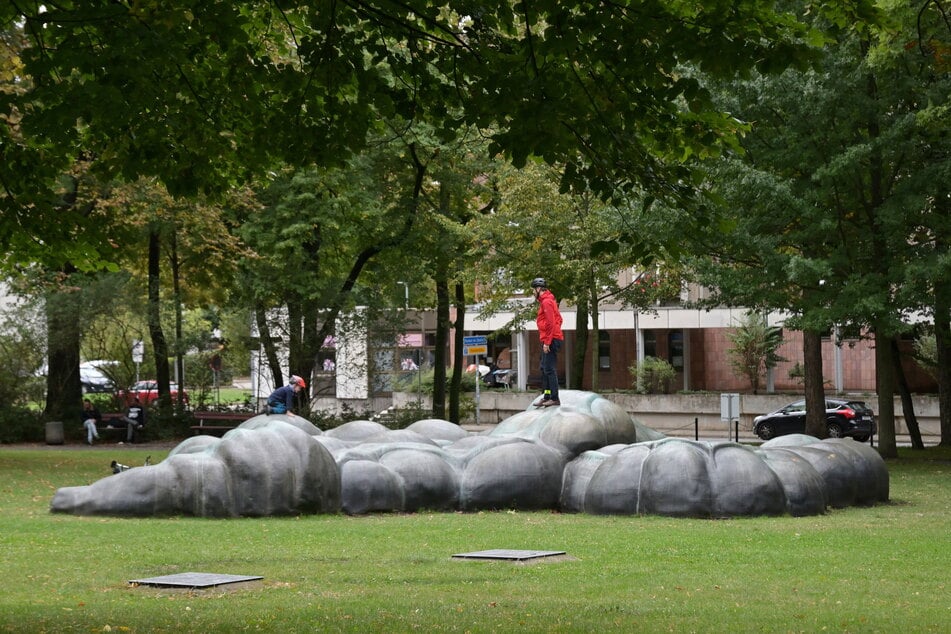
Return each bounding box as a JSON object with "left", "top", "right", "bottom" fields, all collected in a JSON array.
[
  {"left": 266, "top": 375, "right": 307, "bottom": 414},
  {"left": 531, "top": 277, "right": 564, "bottom": 407}
]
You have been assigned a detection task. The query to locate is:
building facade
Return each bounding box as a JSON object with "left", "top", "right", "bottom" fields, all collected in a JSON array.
[{"left": 270, "top": 277, "right": 936, "bottom": 409}]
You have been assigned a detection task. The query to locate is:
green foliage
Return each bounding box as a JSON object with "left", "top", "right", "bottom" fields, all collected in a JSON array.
[
  {"left": 627, "top": 269, "right": 685, "bottom": 309},
  {"left": 0, "top": 408, "right": 44, "bottom": 443},
  {"left": 384, "top": 404, "right": 433, "bottom": 430},
  {"left": 308, "top": 403, "right": 376, "bottom": 431},
  {"left": 726, "top": 312, "right": 787, "bottom": 394},
  {"left": 697, "top": 2, "right": 951, "bottom": 338},
  {"left": 0, "top": 299, "right": 45, "bottom": 408},
  {"left": 371, "top": 403, "right": 436, "bottom": 431},
  {"left": 788, "top": 362, "right": 806, "bottom": 386},
  {"left": 396, "top": 366, "right": 483, "bottom": 395},
  {"left": 629, "top": 356, "right": 676, "bottom": 394},
  {"left": 913, "top": 332, "right": 938, "bottom": 379},
  {"left": 2, "top": 0, "right": 842, "bottom": 274},
  {"left": 689, "top": 2, "right": 950, "bottom": 453}
]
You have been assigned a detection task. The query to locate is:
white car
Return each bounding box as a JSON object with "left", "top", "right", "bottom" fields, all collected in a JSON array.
[{"left": 79, "top": 360, "right": 117, "bottom": 393}]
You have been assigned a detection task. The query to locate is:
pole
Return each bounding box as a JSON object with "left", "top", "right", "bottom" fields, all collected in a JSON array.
[
  {"left": 398, "top": 280, "right": 421, "bottom": 409},
  {"left": 474, "top": 353, "right": 481, "bottom": 427},
  {"left": 418, "top": 312, "right": 423, "bottom": 410}
]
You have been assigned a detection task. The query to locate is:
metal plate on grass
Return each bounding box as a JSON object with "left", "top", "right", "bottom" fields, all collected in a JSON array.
[
  {"left": 129, "top": 572, "right": 263, "bottom": 588},
  {"left": 451, "top": 549, "right": 567, "bottom": 561}
]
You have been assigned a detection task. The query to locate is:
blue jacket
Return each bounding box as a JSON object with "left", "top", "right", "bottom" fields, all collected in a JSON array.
[{"left": 267, "top": 385, "right": 296, "bottom": 409}]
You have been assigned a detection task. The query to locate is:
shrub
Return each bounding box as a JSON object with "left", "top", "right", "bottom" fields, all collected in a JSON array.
[
  {"left": 0, "top": 407, "right": 45, "bottom": 444},
  {"left": 395, "top": 367, "right": 482, "bottom": 394},
  {"left": 726, "top": 312, "right": 786, "bottom": 394},
  {"left": 308, "top": 402, "right": 375, "bottom": 430},
  {"left": 913, "top": 332, "right": 938, "bottom": 379},
  {"left": 629, "top": 356, "right": 676, "bottom": 394}
]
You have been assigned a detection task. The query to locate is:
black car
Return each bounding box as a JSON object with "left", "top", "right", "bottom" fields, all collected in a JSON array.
[{"left": 753, "top": 398, "right": 876, "bottom": 442}]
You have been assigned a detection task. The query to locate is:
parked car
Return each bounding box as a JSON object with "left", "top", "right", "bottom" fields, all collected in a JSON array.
[
  {"left": 79, "top": 360, "right": 117, "bottom": 393},
  {"left": 117, "top": 380, "right": 189, "bottom": 407},
  {"left": 753, "top": 398, "right": 876, "bottom": 441}
]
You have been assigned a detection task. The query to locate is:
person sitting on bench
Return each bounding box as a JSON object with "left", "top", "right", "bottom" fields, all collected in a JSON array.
[
  {"left": 81, "top": 399, "right": 102, "bottom": 445},
  {"left": 119, "top": 397, "right": 147, "bottom": 442}
]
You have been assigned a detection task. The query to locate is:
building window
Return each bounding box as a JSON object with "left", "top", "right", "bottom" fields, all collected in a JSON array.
[
  {"left": 643, "top": 330, "right": 657, "bottom": 358},
  {"left": 598, "top": 331, "right": 611, "bottom": 369},
  {"left": 668, "top": 331, "right": 684, "bottom": 370}
]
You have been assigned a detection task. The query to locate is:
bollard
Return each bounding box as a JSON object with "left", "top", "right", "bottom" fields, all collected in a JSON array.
[{"left": 45, "top": 421, "right": 65, "bottom": 445}]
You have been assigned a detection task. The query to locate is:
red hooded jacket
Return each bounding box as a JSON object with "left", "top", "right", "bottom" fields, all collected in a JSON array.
[{"left": 536, "top": 289, "right": 564, "bottom": 345}]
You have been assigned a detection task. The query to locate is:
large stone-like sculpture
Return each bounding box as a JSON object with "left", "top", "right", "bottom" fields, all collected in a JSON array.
[
  {"left": 51, "top": 418, "right": 340, "bottom": 517},
  {"left": 50, "top": 390, "right": 889, "bottom": 518}
]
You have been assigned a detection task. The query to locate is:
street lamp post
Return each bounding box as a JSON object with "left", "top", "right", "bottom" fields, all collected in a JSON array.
[{"left": 398, "top": 281, "right": 422, "bottom": 408}]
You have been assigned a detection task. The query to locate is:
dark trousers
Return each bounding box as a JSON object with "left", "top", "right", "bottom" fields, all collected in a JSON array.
[{"left": 540, "top": 339, "right": 562, "bottom": 400}]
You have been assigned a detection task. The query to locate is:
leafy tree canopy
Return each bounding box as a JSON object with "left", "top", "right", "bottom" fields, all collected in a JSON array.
[{"left": 1, "top": 0, "right": 884, "bottom": 270}]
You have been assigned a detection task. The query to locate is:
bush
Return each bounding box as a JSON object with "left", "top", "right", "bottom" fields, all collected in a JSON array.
[
  {"left": 395, "top": 367, "right": 483, "bottom": 394},
  {"left": 0, "top": 407, "right": 45, "bottom": 443},
  {"left": 308, "top": 402, "right": 376, "bottom": 430},
  {"left": 629, "top": 356, "right": 676, "bottom": 394},
  {"left": 375, "top": 403, "right": 433, "bottom": 430}
]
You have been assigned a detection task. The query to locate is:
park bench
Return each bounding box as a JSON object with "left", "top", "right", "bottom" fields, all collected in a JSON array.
[
  {"left": 79, "top": 413, "right": 146, "bottom": 443},
  {"left": 189, "top": 411, "right": 253, "bottom": 436}
]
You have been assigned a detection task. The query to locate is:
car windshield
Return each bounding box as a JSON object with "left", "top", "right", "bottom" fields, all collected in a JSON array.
[
  {"left": 844, "top": 401, "right": 871, "bottom": 413},
  {"left": 133, "top": 382, "right": 178, "bottom": 390}
]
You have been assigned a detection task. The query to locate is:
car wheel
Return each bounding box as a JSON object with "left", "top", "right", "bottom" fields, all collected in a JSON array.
[
  {"left": 827, "top": 421, "right": 844, "bottom": 438},
  {"left": 853, "top": 434, "right": 870, "bottom": 442},
  {"left": 756, "top": 422, "right": 775, "bottom": 440}
]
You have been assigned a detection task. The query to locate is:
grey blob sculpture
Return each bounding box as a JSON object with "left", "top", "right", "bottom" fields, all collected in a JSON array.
[{"left": 50, "top": 391, "right": 888, "bottom": 518}]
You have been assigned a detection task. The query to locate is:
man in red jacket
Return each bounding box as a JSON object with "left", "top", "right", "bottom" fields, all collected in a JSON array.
[{"left": 531, "top": 277, "right": 564, "bottom": 407}]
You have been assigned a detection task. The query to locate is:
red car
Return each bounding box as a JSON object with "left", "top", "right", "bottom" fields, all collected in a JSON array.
[{"left": 117, "top": 380, "right": 189, "bottom": 407}]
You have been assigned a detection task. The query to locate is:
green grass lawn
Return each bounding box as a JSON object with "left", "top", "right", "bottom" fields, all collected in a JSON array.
[{"left": 1, "top": 445, "right": 949, "bottom": 633}]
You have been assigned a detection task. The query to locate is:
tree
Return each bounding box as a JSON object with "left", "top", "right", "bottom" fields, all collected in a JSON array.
[
  {"left": 14, "top": 166, "right": 136, "bottom": 421},
  {"left": 469, "top": 160, "right": 688, "bottom": 392},
  {"left": 2, "top": 1, "right": 853, "bottom": 269},
  {"left": 403, "top": 129, "right": 497, "bottom": 422},
  {"left": 0, "top": 292, "right": 45, "bottom": 408},
  {"left": 727, "top": 312, "right": 786, "bottom": 395},
  {"left": 93, "top": 179, "right": 245, "bottom": 416},
  {"left": 232, "top": 142, "right": 427, "bottom": 406},
  {"left": 692, "top": 1, "right": 949, "bottom": 456}
]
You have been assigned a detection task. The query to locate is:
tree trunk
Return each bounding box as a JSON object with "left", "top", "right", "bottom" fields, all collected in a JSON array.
[
  {"left": 573, "top": 296, "right": 589, "bottom": 391},
  {"left": 589, "top": 287, "right": 600, "bottom": 393},
  {"left": 935, "top": 297, "right": 951, "bottom": 447},
  {"left": 255, "top": 305, "right": 284, "bottom": 389},
  {"left": 170, "top": 229, "right": 186, "bottom": 408},
  {"left": 297, "top": 305, "right": 323, "bottom": 411},
  {"left": 148, "top": 227, "right": 172, "bottom": 418},
  {"left": 287, "top": 299, "right": 302, "bottom": 380},
  {"left": 802, "top": 329, "right": 826, "bottom": 437},
  {"left": 432, "top": 273, "right": 449, "bottom": 421},
  {"left": 874, "top": 327, "right": 898, "bottom": 458},
  {"left": 44, "top": 269, "right": 82, "bottom": 422},
  {"left": 449, "top": 282, "right": 465, "bottom": 423},
  {"left": 891, "top": 336, "right": 924, "bottom": 449}
]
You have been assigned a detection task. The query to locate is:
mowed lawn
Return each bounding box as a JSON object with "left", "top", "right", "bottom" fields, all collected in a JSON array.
[{"left": 1, "top": 444, "right": 949, "bottom": 633}]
